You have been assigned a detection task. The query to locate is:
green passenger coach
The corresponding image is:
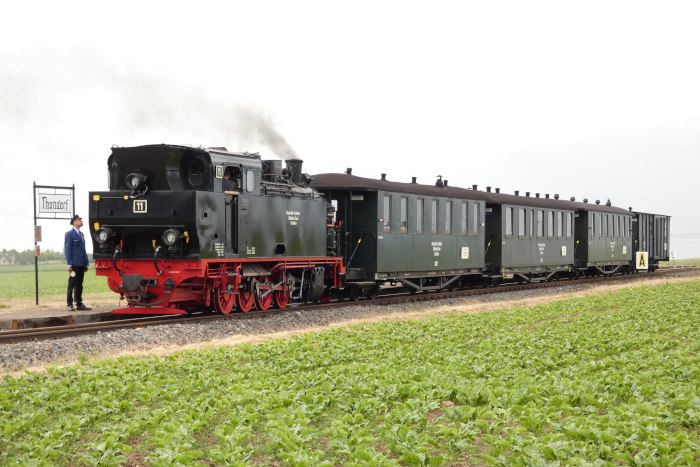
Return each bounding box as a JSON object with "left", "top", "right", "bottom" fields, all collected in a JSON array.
[{"left": 311, "top": 173, "right": 486, "bottom": 295}]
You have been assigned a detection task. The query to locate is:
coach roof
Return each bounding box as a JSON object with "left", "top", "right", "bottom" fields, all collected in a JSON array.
[{"left": 311, "top": 173, "right": 631, "bottom": 215}]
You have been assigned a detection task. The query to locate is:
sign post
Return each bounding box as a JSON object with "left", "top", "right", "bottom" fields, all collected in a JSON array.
[{"left": 33, "top": 182, "right": 75, "bottom": 305}]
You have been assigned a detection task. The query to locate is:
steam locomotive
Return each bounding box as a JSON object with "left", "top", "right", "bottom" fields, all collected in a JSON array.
[{"left": 89, "top": 144, "right": 670, "bottom": 314}]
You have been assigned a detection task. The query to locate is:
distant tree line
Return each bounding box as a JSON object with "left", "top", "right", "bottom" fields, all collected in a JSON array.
[{"left": 0, "top": 248, "right": 66, "bottom": 265}]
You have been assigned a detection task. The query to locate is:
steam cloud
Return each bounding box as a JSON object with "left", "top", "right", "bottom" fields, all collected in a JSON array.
[{"left": 0, "top": 52, "right": 299, "bottom": 159}]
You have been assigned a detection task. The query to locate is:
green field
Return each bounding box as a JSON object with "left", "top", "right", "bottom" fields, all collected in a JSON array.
[
  {"left": 0, "top": 263, "right": 111, "bottom": 300},
  {"left": 661, "top": 258, "right": 699, "bottom": 267},
  {"left": 1, "top": 280, "right": 698, "bottom": 465}
]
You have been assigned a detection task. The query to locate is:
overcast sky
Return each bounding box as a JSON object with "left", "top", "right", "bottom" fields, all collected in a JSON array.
[{"left": 1, "top": 1, "right": 698, "bottom": 258}]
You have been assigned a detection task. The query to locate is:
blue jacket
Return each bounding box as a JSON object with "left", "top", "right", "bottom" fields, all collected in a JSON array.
[{"left": 65, "top": 228, "right": 89, "bottom": 267}]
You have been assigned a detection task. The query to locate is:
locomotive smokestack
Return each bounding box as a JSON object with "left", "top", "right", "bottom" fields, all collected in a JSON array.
[{"left": 285, "top": 159, "right": 304, "bottom": 184}]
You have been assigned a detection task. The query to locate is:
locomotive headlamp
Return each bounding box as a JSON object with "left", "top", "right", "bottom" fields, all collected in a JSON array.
[
  {"left": 162, "top": 229, "right": 182, "bottom": 246},
  {"left": 126, "top": 173, "right": 147, "bottom": 190},
  {"left": 95, "top": 227, "right": 115, "bottom": 244}
]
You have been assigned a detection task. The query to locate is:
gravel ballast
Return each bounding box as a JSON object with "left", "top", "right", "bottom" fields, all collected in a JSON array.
[{"left": 1, "top": 274, "right": 695, "bottom": 374}]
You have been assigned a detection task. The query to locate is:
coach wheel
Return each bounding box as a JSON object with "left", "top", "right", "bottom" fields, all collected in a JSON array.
[
  {"left": 365, "top": 286, "right": 378, "bottom": 300},
  {"left": 274, "top": 289, "right": 290, "bottom": 309},
  {"left": 238, "top": 290, "right": 255, "bottom": 312},
  {"left": 213, "top": 288, "right": 236, "bottom": 315}
]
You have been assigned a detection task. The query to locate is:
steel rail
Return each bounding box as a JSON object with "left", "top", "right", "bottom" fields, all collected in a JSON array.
[{"left": 1, "top": 267, "right": 697, "bottom": 345}]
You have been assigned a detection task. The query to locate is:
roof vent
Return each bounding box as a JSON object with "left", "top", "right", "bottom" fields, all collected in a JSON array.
[
  {"left": 486, "top": 186, "right": 491, "bottom": 192},
  {"left": 583, "top": 198, "right": 588, "bottom": 203},
  {"left": 595, "top": 200, "right": 600, "bottom": 205},
  {"left": 411, "top": 177, "right": 417, "bottom": 184},
  {"left": 628, "top": 207, "right": 633, "bottom": 211},
  {"left": 606, "top": 199, "right": 611, "bottom": 206},
  {"left": 526, "top": 192, "right": 530, "bottom": 197},
  {"left": 381, "top": 173, "right": 386, "bottom": 180},
  {"left": 554, "top": 194, "right": 559, "bottom": 200},
  {"left": 570, "top": 197, "right": 576, "bottom": 202},
  {"left": 545, "top": 194, "right": 550, "bottom": 199},
  {"left": 346, "top": 168, "right": 352, "bottom": 175},
  {"left": 495, "top": 188, "right": 500, "bottom": 193},
  {"left": 536, "top": 193, "right": 540, "bottom": 198},
  {"left": 514, "top": 190, "right": 519, "bottom": 196},
  {"left": 444, "top": 180, "right": 449, "bottom": 187},
  {"left": 436, "top": 176, "right": 444, "bottom": 187},
  {"left": 472, "top": 184, "right": 478, "bottom": 190}
]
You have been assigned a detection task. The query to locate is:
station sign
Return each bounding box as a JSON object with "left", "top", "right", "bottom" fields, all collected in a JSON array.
[{"left": 34, "top": 184, "right": 74, "bottom": 220}]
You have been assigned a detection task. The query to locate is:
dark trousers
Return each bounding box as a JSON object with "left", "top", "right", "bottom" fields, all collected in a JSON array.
[{"left": 67, "top": 268, "right": 86, "bottom": 306}]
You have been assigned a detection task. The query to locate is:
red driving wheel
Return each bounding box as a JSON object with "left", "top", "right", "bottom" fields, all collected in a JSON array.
[
  {"left": 274, "top": 288, "right": 290, "bottom": 309},
  {"left": 256, "top": 292, "right": 273, "bottom": 311},
  {"left": 238, "top": 290, "right": 255, "bottom": 312},
  {"left": 213, "top": 287, "right": 236, "bottom": 314}
]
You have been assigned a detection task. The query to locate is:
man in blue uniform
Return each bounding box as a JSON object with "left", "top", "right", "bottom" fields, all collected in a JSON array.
[{"left": 65, "top": 214, "right": 91, "bottom": 311}]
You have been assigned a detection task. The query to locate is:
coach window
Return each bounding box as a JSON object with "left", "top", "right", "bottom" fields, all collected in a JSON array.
[
  {"left": 617, "top": 216, "right": 621, "bottom": 238},
  {"left": 461, "top": 202, "right": 468, "bottom": 235},
  {"left": 400, "top": 197, "right": 408, "bottom": 234},
  {"left": 605, "top": 215, "right": 610, "bottom": 237},
  {"left": 567, "top": 212, "right": 573, "bottom": 238},
  {"left": 530, "top": 209, "right": 534, "bottom": 236},
  {"left": 518, "top": 208, "right": 526, "bottom": 237},
  {"left": 417, "top": 198, "right": 424, "bottom": 234},
  {"left": 383, "top": 195, "right": 391, "bottom": 233},
  {"left": 431, "top": 200, "right": 438, "bottom": 234},
  {"left": 445, "top": 201, "right": 452, "bottom": 234},
  {"left": 592, "top": 213, "right": 596, "bottom": 237},
  {"left": 598, "top": 213, "right": 603, "bottom": 237},
  {"left": 537, "top": 210, "right": 544, "bottom": 237},
  {"left": 505, "top": 207, "right": 513, "bottom": 236},
  {"left": 557, "top": 212, "right": 563, "bottom": 237},
  {"left": 473, "top": 203, "right": 480, "bottom": 235},
  {"left": 547, "top": 211, "right": 554, "bottom": 238}
]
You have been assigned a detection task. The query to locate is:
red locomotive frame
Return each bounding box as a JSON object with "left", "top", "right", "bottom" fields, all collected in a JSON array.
[{"left": 96, "top": 257, "right": 345, "bottom": 315}]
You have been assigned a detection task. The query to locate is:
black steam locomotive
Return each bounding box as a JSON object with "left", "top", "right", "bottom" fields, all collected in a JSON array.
[{"left": 89, "top": 144, "right": 670, "bottom": 314}]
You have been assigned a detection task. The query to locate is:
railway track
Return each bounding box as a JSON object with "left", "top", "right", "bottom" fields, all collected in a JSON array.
[{"left": 1, "top": 267, "right": 697, "bottom": 344}]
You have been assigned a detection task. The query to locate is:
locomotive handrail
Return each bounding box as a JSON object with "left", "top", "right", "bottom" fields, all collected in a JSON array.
[
  {"left": 154, "top": 246, "right": 163, "bottom": 275},
  {"left": 112, "top": 247, "right": 123, "bottom": 275}
]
